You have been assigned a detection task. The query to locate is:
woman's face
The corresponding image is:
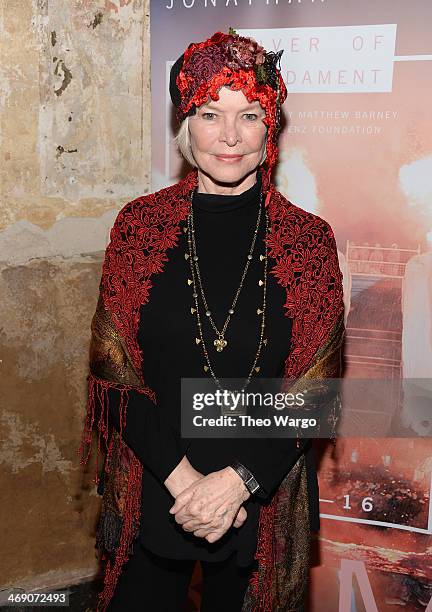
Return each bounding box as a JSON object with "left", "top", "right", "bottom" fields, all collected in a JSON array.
[{"left": 188, "top": 86, "right": 267, "bottom": 185}]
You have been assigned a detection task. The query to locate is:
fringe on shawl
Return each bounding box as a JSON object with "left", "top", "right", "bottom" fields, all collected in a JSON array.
[{"left": 78, "top": 373, "right": 143, "bottom": 612}]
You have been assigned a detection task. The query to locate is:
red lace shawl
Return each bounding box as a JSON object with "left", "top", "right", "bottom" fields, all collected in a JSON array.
[{"left": 79, "top": 165, "right": 344, "bottom": 610}]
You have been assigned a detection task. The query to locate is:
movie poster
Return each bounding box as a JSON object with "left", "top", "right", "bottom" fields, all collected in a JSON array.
[{"left": 151, "top": 2, "right": 432, "bottom": 609}]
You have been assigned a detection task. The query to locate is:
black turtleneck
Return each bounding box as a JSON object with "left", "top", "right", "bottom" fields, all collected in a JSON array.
[{"left": 107, "top": 170, "right": 318, "bottom": 566}]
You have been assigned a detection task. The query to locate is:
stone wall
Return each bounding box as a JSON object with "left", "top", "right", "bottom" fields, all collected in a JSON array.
[{"left": 0, "top": 0, "right": 151, "bottom": 592}]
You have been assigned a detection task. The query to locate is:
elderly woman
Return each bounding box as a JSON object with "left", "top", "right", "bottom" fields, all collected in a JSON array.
[{"left": 79, "top": 29, "right": 345, "bottom": 612}]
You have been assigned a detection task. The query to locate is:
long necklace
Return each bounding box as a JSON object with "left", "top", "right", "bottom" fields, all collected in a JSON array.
[
  {"left": 188, "top": 190, "right": 262, "bottom": 352},
  {"left": 185, "top": 190, "right": 270, "bottom": 394}
]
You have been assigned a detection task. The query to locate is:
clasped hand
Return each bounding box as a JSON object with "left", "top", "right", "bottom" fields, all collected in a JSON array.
[{"left": 165, "top": 460, "right": 250, "bottom": 543}]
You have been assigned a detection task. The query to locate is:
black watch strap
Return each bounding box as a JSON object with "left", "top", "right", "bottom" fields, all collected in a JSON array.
[{"left": 229, "top": 459, "right": 261, "bottom": 494}]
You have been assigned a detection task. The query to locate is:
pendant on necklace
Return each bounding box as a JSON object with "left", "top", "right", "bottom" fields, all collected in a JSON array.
[{"left": 214, "top": 337, "right": 228, "bottom": 352}]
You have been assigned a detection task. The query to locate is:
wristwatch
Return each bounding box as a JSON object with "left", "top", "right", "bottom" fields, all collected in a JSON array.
[{"left": 229, "top": 459, "right": 261, "bottom": 494}]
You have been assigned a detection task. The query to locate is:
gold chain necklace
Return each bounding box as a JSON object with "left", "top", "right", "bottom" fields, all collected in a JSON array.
[
  {"left": 184, "top": 190, "right": 270, "bottom": 394},
  {"left": 187, "top": 190, "right": 263, "bottom": 353}
]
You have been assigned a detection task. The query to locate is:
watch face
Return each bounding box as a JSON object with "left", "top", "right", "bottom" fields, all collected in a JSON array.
[
  {"left": 246, "top": 477, "right": 259, "bottom": 493},
  {"left": 231, "top": 462, "right": 260, "bottom": 493}
]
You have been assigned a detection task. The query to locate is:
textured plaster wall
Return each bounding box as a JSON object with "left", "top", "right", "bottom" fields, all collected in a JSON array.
[{"left": 0, "top": 0, "right": 151, "bottom": 593}]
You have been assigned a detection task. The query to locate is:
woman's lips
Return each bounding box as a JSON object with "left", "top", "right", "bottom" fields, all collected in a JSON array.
[{"left": 215, "top": 154, "right": 244, "bottom": 162}]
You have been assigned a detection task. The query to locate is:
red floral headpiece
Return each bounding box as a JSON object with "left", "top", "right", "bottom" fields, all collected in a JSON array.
[{"left": 169, "top": 28, "right": 287, "bottom": 182}]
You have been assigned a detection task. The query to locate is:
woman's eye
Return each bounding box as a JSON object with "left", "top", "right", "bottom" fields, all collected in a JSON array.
[
  {"left": 244, "top": 114, "right": 258, "bottom": 121},
  {"left": 202, "top": 112, "right": 216, "bottom": 120}
]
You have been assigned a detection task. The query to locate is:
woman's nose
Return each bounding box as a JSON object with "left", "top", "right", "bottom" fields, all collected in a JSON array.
[{"left": 219, "top": 120, "right": 242, "bottom": 146}]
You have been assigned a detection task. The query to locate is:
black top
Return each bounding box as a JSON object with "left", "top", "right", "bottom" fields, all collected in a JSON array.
[{"left": 107, "top": 170, "right": 319, "bottom": 567}]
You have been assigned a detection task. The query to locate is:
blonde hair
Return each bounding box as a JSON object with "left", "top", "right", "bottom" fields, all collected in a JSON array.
[{"left": 173, "top": 115, "right": 268, "bottom": 168}]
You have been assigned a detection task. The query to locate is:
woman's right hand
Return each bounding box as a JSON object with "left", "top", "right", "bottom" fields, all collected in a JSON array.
[
  {"left": 164, "top": 455, "right": 247, "bottom": 530},
  {"left": 164, "top": 454, "right": 205, "bottom": 498}
]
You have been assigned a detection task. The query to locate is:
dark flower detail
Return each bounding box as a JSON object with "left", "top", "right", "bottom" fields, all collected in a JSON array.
[{"left": 254, "top": 49, "right": 284, "bottom": 89}]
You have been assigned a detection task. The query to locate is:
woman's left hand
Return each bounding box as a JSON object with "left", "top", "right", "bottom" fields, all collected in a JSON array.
[{"left": 169, "top": 466, "right": 250, "bottom": 543}]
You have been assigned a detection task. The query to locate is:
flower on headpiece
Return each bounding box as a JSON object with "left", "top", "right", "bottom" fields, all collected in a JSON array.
[
  {"left": 183, "top": 29, "right": 270, "bottom": 94},
  {"left": 184, "top": 45, "right": 227, "bottom": 84},
  {"left": 225, "top": 36, "right": 265, "bottom": 70}
]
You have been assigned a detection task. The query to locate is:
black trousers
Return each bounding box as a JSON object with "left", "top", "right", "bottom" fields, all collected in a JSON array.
[{"left": 107, "top": 538, "right": 256, "bottom": 612}]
